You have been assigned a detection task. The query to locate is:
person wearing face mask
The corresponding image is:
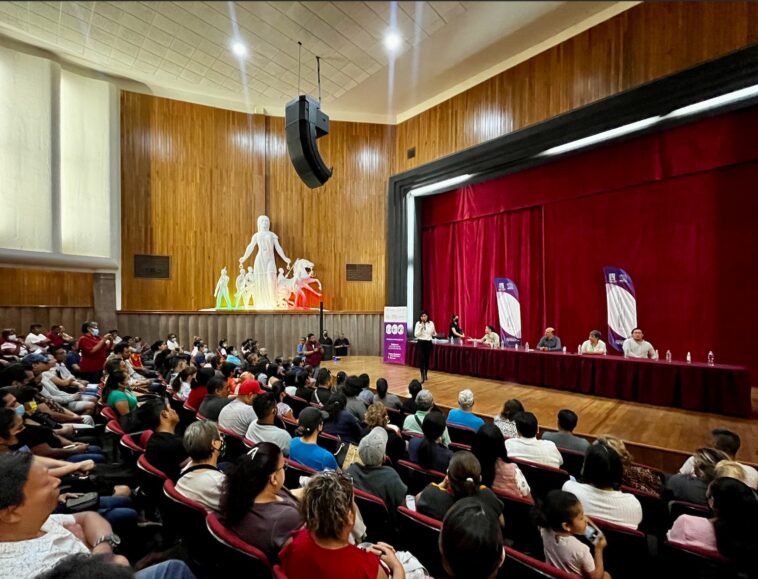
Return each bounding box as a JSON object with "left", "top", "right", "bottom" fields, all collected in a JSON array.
[
  {"left": 448, "top": 314, "right": 465, "bottom": 342},
  {"left": 1, "top": 328, "right": 27, "bottom": 359},
  {"left": 166, "top": 333, "right": 180, "bottom": 352},
  {"left": 78, "top": 321, "right": 113, "bottom": 384},
  {"left": 175, "top": 421, "right": 227, "bottom": 512}
]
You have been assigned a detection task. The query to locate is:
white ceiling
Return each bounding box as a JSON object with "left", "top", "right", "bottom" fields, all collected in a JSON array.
[{"left": 0, "top": 1, "right": 635, "bottom": 123}]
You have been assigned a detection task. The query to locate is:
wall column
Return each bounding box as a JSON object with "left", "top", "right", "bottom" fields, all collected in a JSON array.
[{"left": 93, "top": 273, "right": 117, "bottom": 329}]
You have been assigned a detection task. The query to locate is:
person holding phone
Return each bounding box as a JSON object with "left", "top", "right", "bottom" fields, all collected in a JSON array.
[
  {"left": 414, "top": 311, "right": 436, "bottom": 383},
  {"left": 535, "top": 490, "right": 610, "bottom": 579},
  {"left": 77, "top": 321, "right": 113, "bottom": 384}
]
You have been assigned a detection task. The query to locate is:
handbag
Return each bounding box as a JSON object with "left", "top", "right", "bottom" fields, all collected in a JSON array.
[{"left": 64, "top": 491, "right": 99, "bottom": 512}]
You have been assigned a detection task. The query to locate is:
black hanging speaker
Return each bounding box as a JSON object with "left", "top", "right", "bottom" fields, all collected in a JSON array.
[{"left": 285, "top": 95, "right": 333, "bottom": 188}]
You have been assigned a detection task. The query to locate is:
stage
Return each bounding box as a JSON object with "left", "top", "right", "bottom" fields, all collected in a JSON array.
[{"left": 323, "top": 356, "right": 758, "bottom": 472}]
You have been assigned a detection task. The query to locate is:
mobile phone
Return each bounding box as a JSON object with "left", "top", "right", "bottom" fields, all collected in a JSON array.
[
  {"left": 405, "top": 494, "right": 416, "bottom": 511},
  {"left": 584, "top": 523, "right": 601, "bottom": 545}
]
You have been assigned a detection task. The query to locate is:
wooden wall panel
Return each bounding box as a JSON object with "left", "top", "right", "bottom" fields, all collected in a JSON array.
[
  {"left": 121, "top": 93, "right": 393, "bottom": 312},
  {"left": 395, "top": 2, "right": 758, "bottom": 172},
  {"left": 266, "top": 116, "right": 394, "bottom": 312},
  {"left": 116, "top": 312, "right": 382, "bottom": 358},
  {"left": 0, "top": 306, "right": 95, "bottom": 333},
  {"left": 0, "top": 268, "right": 93, "bottom": 306},
  {"left": 120, "top": 92, "right": 267, "bottom": 311}
]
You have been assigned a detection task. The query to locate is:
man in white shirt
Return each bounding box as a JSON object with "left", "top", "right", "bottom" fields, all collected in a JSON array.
[
  {"left": 580, "top": 330, "right": 607, "bottom": 355},
  {"left": 679, "top": 428, "right": 758, "bottom": 489},
  {"left": 219, "top": 379, "right": 259, "bottom": 437},
  {"left": 24, "top": 324, "right": 50, "bottom": 354},
  {"left": 504, "top": 411, "right": 563, "bottom": 468},
  {"left": 245, "top": 392, "right": 292, "bottom": 455},
  {"left": 622, "top": 328, "right": 657, "bottom": 359},
  {"left": 176, "top": 421, "right": 226, "bottom": 512}
]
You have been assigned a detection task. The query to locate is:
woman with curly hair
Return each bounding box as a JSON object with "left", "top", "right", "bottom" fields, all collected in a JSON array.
[
  {"left": 364, "top": 403, "right": 406, "bottom": 465},
  {"left": 596, "top": 434, "right": 663, "bottom": 496},
  {"left": 280, "top": 471, "right": 406, "bottom": 579},
  {"left": 219, "top": 442, "right": 303, "bottom": 562}
]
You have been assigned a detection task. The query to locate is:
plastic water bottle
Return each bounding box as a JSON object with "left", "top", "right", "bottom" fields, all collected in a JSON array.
[
  {"left": 655, "top": 350, "right": 659, "bottom": 360},
  {"left": 707, "top": 351, "right": 715, "bottom": 366},
  {"left": 665, "top": 350, "right": 672, "bottom": 363},
  {"left": 578, "top": 345, "right": 582, "bottom": 355},
  {"left": 525, "top": 342, "right": 530, "bottom": 352},
  {"left": 562, "top": 346, "right": 567, "bottom": 354},
  {"left": 686, "top": 352, "right": 692, "bottom": 364},
  {"left": 514, "top": 343, "right": 519, "bottom": 350},
  {"left": 449, "top": 336, "right": 453, "bottom": 344}
]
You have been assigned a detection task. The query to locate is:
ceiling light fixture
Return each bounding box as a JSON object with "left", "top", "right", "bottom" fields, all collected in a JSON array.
[
  {"left": 384, "top": 30, "right": 402, "bottom": 52},
  {"left": 231, "top": 41, "right": 248, "bottom": 58}
]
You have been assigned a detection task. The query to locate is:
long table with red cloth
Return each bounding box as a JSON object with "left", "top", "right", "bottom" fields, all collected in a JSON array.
[{"left": 405, "top": 341, "right": 751, "bottom": 417}]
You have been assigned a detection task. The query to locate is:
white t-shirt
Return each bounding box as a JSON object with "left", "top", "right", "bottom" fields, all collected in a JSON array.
[
  {"left": 176, "top": 465, "right": 226, "bottom": 512},
  {"left": 562, "top": 480, "right": 643, "bottom": 529},
  {"left": 622, "top": 338, "right": 657, "bottom": 359},
  {"left": 0, "top": 514, "right": 89, "bottom": 578},
  {"left": 24, "top": 333, "right": 49, "bottom": 354},
  {"left": 505, "top": 437, "right": 564, "bottom": 469},
  {"left": 581, "top": 339, "right": 607, "bottom": 354},
  {"left": 540, "top": 528, "right": 595, "bottom": 575}
]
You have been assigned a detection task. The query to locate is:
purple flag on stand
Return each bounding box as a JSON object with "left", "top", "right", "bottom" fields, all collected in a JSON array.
[
  {"left": 603, "top": 267, "right": 637, "bottom": 352},
  {"left": 383, "top": 307, "right": 407, "bottom": 365},
  {"left": 494, "top": 278, "right": 522, "bottom": 347}
]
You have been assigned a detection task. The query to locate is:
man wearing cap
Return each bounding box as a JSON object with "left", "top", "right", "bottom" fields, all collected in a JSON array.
[
  {"left": 289, "top": 407, "right": 338, "bottom": 471},
  {"left": 346, "top": 427, "right": 408, "bottom": 517},
  {"left": 218, "top": 378, "right": 260, "bottom": 437},
  {"left": 446, "top": 389, "right": 485, "bottom": 432},
  {"left": 402, "top": 389, "right": 451, "bottom": 447}
]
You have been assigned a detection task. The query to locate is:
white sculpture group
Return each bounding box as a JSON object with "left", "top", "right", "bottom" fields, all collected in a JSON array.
[{"left": 213, "top": 216, "right": 322, "bottom": 310}]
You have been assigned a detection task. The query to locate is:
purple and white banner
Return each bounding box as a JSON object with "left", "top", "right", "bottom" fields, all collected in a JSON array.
[
  {"left": 494, "top": 278, "right": 522, "bottom": 347},
  {"left": 604, "top": 267, "right": 637, "bottom": 352},
  {"left": 383, "top": 306, "right": 407, "bottom": 365}
]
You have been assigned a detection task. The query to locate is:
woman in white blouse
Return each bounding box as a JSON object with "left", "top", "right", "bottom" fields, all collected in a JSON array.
[{"left": 414, "top": 311, "right": 436, "bottom": 383}]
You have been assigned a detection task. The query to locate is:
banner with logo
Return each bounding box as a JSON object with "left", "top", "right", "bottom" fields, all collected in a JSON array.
[
  {"left": 383, "top": 306, "right": 408, "bottom": 364},
  {"left": 494, "top": 278, "right": 522, "bottom": 347},
  {"left": 603, "top": 267, "right": 637, "bottom": 352}
]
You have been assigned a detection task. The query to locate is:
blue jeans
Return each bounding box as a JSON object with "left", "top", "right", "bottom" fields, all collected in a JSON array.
[
  {"left": 67, "top": 445, "right": 105, "bottom": 463},
  {"left": 98, "top": 496, "right": 138, "bottom": 529},
  {"left": 135, "top": 560, "right": 196, "bottom": 579}
]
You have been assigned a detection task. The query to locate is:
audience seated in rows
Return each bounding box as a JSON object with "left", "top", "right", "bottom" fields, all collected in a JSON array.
[
  {"left": 542, "top": 409, "right": 591, "bottom": 453},
  {"left": 505, "top": 411, "right": 563, "bottom": 468},
  {"left": 175, "top": 421, "right": 225, "bottom": 512},
  {"left": 597, "top": 434, "right": 663, "bottom": 496},
  {"left": 667, "top": 476, "right": 758, "bottom": 570},
  {"left": 408, "top": 410, "right": 453, "bottom": 472},
  {"left": 246, "top": 393, "right": 292, "bottom": 455},
  {"left": 0, "top": 452, "right": 192, "bottom": 579},
  {"left": 373, "top": 377, "right": 402, "bottom": 411},
  {"left": 217, "top": 378, "right": 258, "bottom": 436},
  {"left": 144, "top": 400, "right": 188, "bottom": 482},
  {"left": 447, "top": 389, "right": 485, "bottom": 431},
  {"left": 402, "top": 389, "right": 451, "bottom": 446},
  {"left": 440, "top": 497, "right": 506, "bottom": 579},
  {"left": 678, "top": 428, "right": 758, "bottom": 489},
  {"left": 400, "top": 379, "right": 422, "bottom": 415},
  {"left": 289, "top": 407, "right": 339, "bottom": 471},
  {"left": 322, "top": 392, "right": 362, "bottom": 445},
  {"left": 346, "top": 426, "right": 408, "bottom": 516},
  {"left": 197, "top": 376, "right": 231, "bottom": 421},
  {"left": 494, "top": 398, "right": 523, "bottom": 439},
  {"left": 279, "top": 470, "right": 406, "bottom": 579},
  {"left": 364, "top": 403, "right": 406, "bottom": 466},
  {"left": 562, "top": 440, "right": 643, "bottom": 529},
  {"left": 220, "top": 441, "right": 303, "bottom": 563},
  {"left": 536, "top": 489, "right": 610, "bottom": 579},
  {"left": 416, "top": 451, "right": 504, "bottom": 525},
  {"left": 471, "top": 423, "right": 532, "bottom": 501},
  {"left": 665, "top": 447, "right": 729, "bottom": 506}
]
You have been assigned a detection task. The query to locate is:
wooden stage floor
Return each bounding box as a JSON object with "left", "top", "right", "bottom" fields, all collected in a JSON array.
[{"left": 323, "top": 356, "right": 757, "bottom": 466}]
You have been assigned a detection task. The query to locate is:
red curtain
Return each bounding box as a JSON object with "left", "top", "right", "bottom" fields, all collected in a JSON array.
[{"left": 421, "top": 106, "right": 758, "bottom": 378}]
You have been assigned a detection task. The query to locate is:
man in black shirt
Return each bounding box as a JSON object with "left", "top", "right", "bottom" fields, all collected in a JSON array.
[
  {"left": 333, "top": 333, "right": 350, "bottom": 357},
  {"left": 144, "top": 399, "right": 188, "bottom": 481},
  {"left": 198, "top": 376, "right": 232, "bottom": 421}
]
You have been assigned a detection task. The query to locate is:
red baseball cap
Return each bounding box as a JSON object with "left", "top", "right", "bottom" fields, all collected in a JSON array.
[{"left": 237, "top": 379, "right": 262, "bottom": 397}]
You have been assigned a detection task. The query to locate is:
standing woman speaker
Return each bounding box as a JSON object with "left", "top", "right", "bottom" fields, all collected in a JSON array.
[{"left": 414, "top": 311, "right": 436, "bottom": 383}]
